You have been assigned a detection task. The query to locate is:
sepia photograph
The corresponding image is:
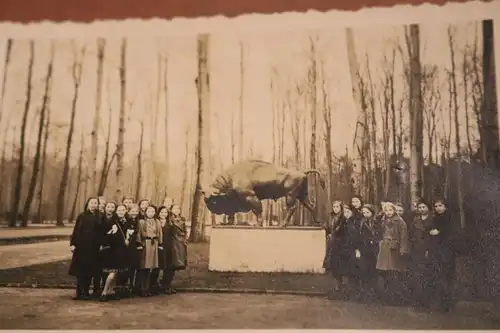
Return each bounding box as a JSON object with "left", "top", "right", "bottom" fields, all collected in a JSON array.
[{"left": 0, "top": 1, "right": 500, "bottom": 329}]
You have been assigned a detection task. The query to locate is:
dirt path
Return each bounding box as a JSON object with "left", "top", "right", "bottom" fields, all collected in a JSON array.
[
  {"left": 0, "top": 288, "right": 498, "bottom": 329},
  {"left": 0, "top": 241, "right": 71, "bottom": 269}
]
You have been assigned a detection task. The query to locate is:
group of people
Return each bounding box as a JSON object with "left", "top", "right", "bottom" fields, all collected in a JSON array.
[
  {"left": 323, "top": 195, "right": 458, "bottom": 313},
  {"left": 68, "top": 195, "right": 188, "bottom": 302}
]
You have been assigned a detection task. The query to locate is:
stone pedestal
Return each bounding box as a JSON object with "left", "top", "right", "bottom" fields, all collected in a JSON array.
[{"left": 208, "top": 225, "right": 326, "bottom": 273}]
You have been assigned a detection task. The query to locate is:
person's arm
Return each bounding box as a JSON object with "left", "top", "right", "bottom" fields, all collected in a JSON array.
[
  {"left": 70, "top": 214, "right": 82, "bottom": 251},
  {"left": 399, "top": 220, "right": 410, "bottom": 256},
  {"left": 157, "top": 220, "right": 163, "bottom": 250},
  {"left": 136, "top": 220, "right": 144, "bottom": 250}
]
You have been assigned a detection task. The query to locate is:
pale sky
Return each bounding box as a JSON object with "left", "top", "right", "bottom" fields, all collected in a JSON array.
[{"left": 0, "top": 17, "right": 498, "bottom": 180}]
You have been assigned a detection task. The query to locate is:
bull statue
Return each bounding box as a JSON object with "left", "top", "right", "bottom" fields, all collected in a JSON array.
[{"left": 201, "top": 160, "right": 326, "bottom": 227}]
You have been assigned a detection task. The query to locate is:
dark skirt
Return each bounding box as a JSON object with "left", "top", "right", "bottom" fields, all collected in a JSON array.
[
  {"left": 159, "top": 240, "right": 187, "bottom": 271},
  {"left": 100, "top": 246, "right": 129, "bottom": 273},
  {"left": 347, "top": 240, "right": 379, "bottom": 279}
]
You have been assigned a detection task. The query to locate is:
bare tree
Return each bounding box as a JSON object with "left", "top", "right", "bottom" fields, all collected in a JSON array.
[
  {"left": 163, "top": 52, "right": 170, "bottom": 196},
  {"left": 320, "top": 61, "right": 334, "bottom": 205},
  {"left": 190, "top": 34, "right": 209, "bottom": 242},
  {"left": 180, "top": 125, "right": 190, "bottom": 210},
  {"left": 21, "top": 41, "right": 55, "bottom": 226},
  {"left": 115, "top": 38, "right": 127, "bottom": 201},
  {"left": 345, "top": 28, "right": 366, "bottom": 196},
  {"left": 448, "top": 26, "right": 466, "bottom": 228},
  {"left": 135, "top": 119, "right": 145, "bottom": 202},
  {"left": 69, "top": 131, "right": 85, "bottom": 222},
  {"left": 89, "top": 38, "right": 106, "bottom": 196},
  {"left": 55, "top": 42, "right": 86, "bottom": 226},
  {"left": 308, "top": 36, "right": 319, "bottom": 222},
  {"left": 462, "top": 48, "right": 474, "bottom": 156},
  {"left": 0, "top": 39, "right": 13, "bottom": 214},
  {"left": 480, "top": 19, "right": 499, "bottom": 169},
  {"left": 406, "top": 24, "right": 424, "bottom": 203},
  {"left": 97, "top": 86, "right": 118, "bottom": 196},
  {"left": 36, "top": 97, "right": 52, "bottom": 223},
  {"left": 9, "top": 41, "right": 35, "bottom": 227}
]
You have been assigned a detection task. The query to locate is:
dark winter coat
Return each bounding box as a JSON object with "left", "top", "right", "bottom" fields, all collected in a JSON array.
[
  {"left": 347, "top": 216, "right": 380, "bottom": 278},
  {"left": 159, "top": 215, "right": 188, "bottom": 270},
  {"left": 424, "top": 210, "right": 456, "bottom": 278},
  {"left": 324, "top": 214, "right": 350, "bottom": 276},
  {"left": 99, "top": 215, "right": 130, "bottom": 272},
  {"left": 68, "top": 210, "right": 101, "bottom": 277},
  {"left": 123, "top": 215, "right": 140, "bottom": 269}
]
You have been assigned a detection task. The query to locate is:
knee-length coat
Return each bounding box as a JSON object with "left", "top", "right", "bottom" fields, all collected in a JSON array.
[
  {"left": 123, "top": 216, "right": 140, "bottom": 269},
  {"left": 324, "top": 213, "right": 350, "bottom": 276},
  {"left": 376, "top": 214, "right": 410, "bottom": 272},
  {"left": 136, "top": 217, "right": 163, "bottom": 269},
  {"left": 159, "top": 215, "right": 188, "bottom": 270},
  {"left": 68, "top": 210, "right": 101, "bottom": 277},
  {"left": 348, "top": 216, "right": 380, "bottom": 278}
]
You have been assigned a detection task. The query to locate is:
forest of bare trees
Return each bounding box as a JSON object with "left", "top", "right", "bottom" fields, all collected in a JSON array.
[{"left": 0, "top": 20, "right": 498, "bottom": 250}]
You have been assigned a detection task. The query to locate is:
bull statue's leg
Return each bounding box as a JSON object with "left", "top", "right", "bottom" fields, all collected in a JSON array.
[
  {"left": 299, "top": 198, "right": 320, "bottom": 225},
  {"left": 281, "top": 195, "right": 298, "bottom": 228},
  {"left": 242, "top": 195, "right": 264, "bottom": 227}
]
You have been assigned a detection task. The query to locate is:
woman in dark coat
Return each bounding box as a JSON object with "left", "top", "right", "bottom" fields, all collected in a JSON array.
[
  {"left": 407, "top": 198, "right": 432, "bottom": 307},
  {"left": 349, "top": 204, "right": 380, "bottom": 298},
  {"left": 122, "top": 203, "right": 141, "bottom": 294},
  {"left": 68, "top": 197, "right": 101, "bottom": 300},
  {"left": 92, "top": 201, "right": 116, "bottom": 297},
  {"left": 151, "top": 198, "right": 174, "bottom": 293},
  {"left": 325, "top": 202, "right": 350, "bottom": 296},
  {"left": 99, "top": 204, "right": 130, "bottom": 301},
  {"left": 159, "top": 204, "right": 188, "bottom": 294},
  {"left": 422, "top": 198, "right": 457, "bottom": 312}
]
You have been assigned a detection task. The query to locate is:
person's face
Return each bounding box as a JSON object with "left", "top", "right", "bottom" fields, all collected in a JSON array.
[
  {"left": 171, "top": 206, "right": 181, "bottom": 216},
  {"left": 139, "top": 200, "right": 149, "bottom": 211},
  {"left": 159, "top": 208, "right": 169, "bottom": 219},
  {"left": 98, "top": 199, "right": 106, "bottom": 212},
  {"left": 361, "top": 208, "right": 373, "bottom": 218},
  {"left": 384, "top": 205, "right": 395, "bottom": 217},
  {"left": 87, "top": 198, "right": 98, "bottom": 212},
  {"left": 105, "top": 203, "right": 116, "bottom": 215},
  {"left": 163, "top": 197, "right": 173, "bottom": 209},
  {"left": 351, "top": 198, "right": 362, "bottom": 209},
  {"left": 145, "top": 206, "right": 156, "bottom": 218},
  {"left": 395, "top": 206, "right": 404, "bottom": 216},
  {"left": 116, "top": 205, "right": 127, "bottom": 218},
  {"left": 123, "top": 198, "right": 133, "bottom": 208},
  {"left": 434, "top": 202, "right": 446, "bottom": 214},
  {"left": 344, "top": 208, "right": 353, "bottom": 219},
  {"left": 332, "top": 202, "right": 341, "bottom": 214},
  {"left": 412, "top": 201, "right": 419, "bottom": 212},
  {"left": 417, "top": 203, "right": 429, "bottom": 215},
  {"left": 128, "top": 207, "right": 139, "bottom": 218}
]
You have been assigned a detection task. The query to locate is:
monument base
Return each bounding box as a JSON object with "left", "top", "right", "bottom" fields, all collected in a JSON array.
[{"left": 208, "top": 225, "right": 326, "bottom": 273}]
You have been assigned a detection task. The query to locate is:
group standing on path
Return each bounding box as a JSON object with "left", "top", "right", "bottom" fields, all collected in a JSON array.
[
  {"left": 323, "top": 195, "right": 460, "bottom": 313},
  {"left": 68, "top": 195, "right": 188, "bottom": 302}
]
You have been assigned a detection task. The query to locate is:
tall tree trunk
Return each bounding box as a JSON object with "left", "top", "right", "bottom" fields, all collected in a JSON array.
[
  {"left": 308, "top": 37, "right": 318, "bottom": 224},
  {"left": 0, "top": 39, "right": 12, "bottom": 213},
  {"left": 321, "top": 62, "right": 334, "bottom": 205},
  {"left": 345, "top": 28, "right": 366, "bottom": 196},
  {"left": 97, "top": 92, "right": 115, "bottom": 196},
  {"left": 21, "top": 41, "right": 54, "bottom": 226},
  {"left": 190, "top": 34, "right": 209, "bottom": 242},
  {"left": 37, "top": 97, "right": 52, "bottom": 223},
  {"left": 463, "top": 50, "right": 473, "bottom": 156},
  {"left": 237, "top": 41, "right": 245, "bottom": 225},
  {"left": 9, "top": 41, "right": 34, "bottom": 227},
  {"left": 69, "top": 132, "right": 85, "bottom": 222},
  {"left": 366, "top": 55, "right": 379, "bottom": 204},
  {"left": 448, "top": 26, "right": 465, "bottom": 229},
  {"left": 56, "top": 44, "right": 86, "bottom": 226},
  {"left": 115, "top": 38, "right": 127, "bottom": 201},
  {"left": 163, "top": 54, "right": 170, "bottom": 196},
  {"left": 151, "top": 53, "right": 162, "bottom": 203},
  {"left": 480, "top": 19, "right": 499, "bottom": 169},
  {"left": 135, "top": 120, "right": 144, "bottom": 202},
  {"left": 180, "top": 126, "right": 190, "bottom": 211},
  {"left": 89, "top": 38, "right": 106, "bottom": 196},
  {"left": 407, "top": 24, "right": 424, "bottom": 203}
]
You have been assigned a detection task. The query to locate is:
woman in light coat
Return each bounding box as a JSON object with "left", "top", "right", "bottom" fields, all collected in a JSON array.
[
  {"left": 376, "top": 202, "right": 409, "bottom": 303},
  {"left": 135, "top": 205, "right": 163, "bottom": 297}
]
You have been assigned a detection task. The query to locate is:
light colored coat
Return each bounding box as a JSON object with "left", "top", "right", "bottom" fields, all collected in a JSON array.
[
  {"left": 136, "top": 218, "right": 163, "bottom": 269},
  {"left": 376, "top": 215, "right": 409, "bottom": 272}
]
